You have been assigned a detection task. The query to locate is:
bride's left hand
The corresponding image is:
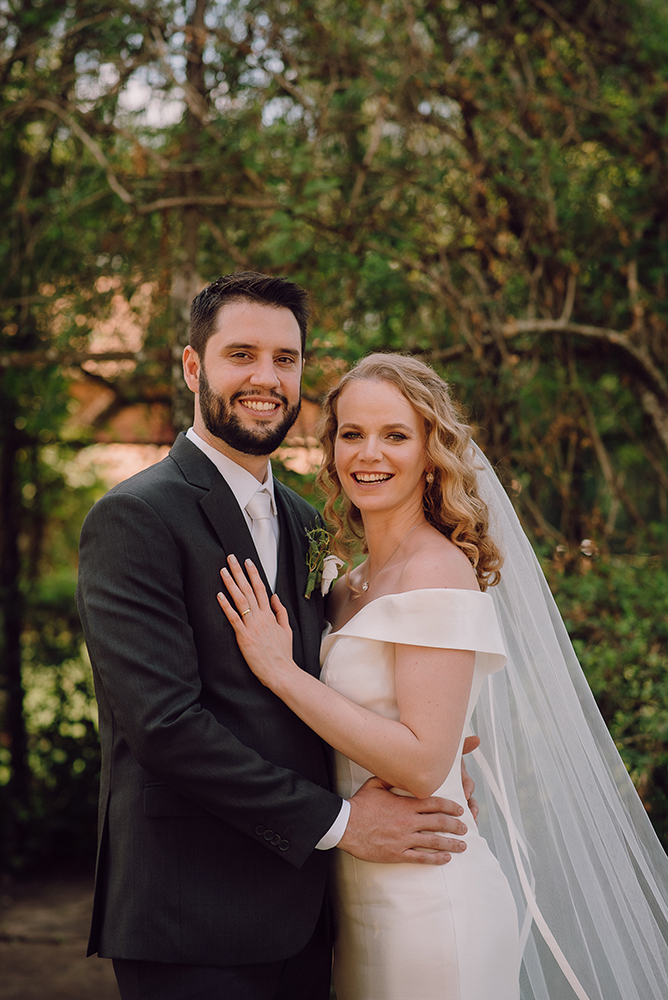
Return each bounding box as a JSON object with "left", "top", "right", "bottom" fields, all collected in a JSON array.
[{"left": 217, "top": 555, "right": 295, "bottom": 688}]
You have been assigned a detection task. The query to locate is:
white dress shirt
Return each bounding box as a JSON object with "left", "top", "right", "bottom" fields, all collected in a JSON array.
[{"left": 185, "top": 428, "right": 350, "bottom": 849}]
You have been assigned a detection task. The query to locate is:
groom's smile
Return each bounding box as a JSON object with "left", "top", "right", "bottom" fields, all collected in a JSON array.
[{"left": 238, "top": 397, "right": 281, "bottom": 413}]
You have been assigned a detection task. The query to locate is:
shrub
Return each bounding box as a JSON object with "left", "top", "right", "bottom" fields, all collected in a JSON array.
[{"left": 546, "top": 555, "right": 668, "bottom": 849}]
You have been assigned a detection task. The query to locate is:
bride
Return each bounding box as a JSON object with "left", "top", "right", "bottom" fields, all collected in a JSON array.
[{"left": 218, "top": 353, "right": 668, "bottom": 1000}]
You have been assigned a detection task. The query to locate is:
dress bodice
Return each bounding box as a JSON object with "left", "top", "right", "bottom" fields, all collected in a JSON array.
[{"left": 320, "top": 588, "right": 507, "bottom": 802}]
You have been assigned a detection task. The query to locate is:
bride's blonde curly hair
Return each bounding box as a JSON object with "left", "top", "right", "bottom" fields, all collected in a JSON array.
[{"left": 317, "top": 353, "right": 502, "bottom": 590}]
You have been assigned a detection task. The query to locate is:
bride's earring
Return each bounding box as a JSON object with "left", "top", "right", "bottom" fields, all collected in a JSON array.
[{"left": 426, "top": 471, "right": 434, "bottom": 484}]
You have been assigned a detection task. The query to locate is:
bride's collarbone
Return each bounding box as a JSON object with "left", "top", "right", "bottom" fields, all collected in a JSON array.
[
  {"left": 330, "top": 573, "right": 405, "bottom": 631},
  {"left": 329, "top": 531, "right": 444, "bottom": 630}
]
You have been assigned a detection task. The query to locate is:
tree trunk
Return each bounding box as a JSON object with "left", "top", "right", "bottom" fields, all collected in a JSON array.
[
  {"left": 171, "top": 0, "right": 208, "bottom": 434},
  {"left": 0, "top": 399, "right": 30, "bottom": 813}
]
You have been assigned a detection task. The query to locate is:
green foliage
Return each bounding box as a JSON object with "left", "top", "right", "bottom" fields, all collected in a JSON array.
[
  {"left": 0, "top": 398, "right": 103, "bottom": 870},
  {"left": 2, "top": 0, "right": 668, "bottom": 869},
  {"left": 0, "top": 563, "right": 101, "bottom": 872},
  {"left": 547, "top": 554, "right": 668, "bottom": 848},
  {"left": 16, "top": 657, "right": 100, "bottom": 867},
  {"left": 272, "top": 455, "right": 322, "bottom": 508}
]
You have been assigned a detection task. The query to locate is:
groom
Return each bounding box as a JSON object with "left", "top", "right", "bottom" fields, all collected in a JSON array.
[{"left": 77, "top": 272, "right": 470, "bottom": 1000}]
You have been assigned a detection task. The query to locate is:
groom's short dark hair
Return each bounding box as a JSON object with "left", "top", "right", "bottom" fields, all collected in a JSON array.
[{"left": 189, "top": 271, "right": 310, "bottom": 358}]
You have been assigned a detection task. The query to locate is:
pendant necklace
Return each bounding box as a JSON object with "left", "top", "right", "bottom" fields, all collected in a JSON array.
[{"left": 361, "top": 522, "right": 422, "bottom": 593}]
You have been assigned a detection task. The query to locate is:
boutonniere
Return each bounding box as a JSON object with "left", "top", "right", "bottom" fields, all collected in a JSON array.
[{"left": 304, "top": 526, "right": 344, "bottom": 598}]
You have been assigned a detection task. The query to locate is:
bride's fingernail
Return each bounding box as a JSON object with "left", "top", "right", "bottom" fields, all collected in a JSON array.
[
  {"left": 221, "top": 567, "right": 230, "bottom": 576},
  {"left": 229, "top": 554, "right": 238, "bottom": 564}
]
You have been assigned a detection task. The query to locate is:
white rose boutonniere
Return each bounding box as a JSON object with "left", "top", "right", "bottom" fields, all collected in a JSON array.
[
  {"left": 321, "top": 553, "right": 344, "bottom": 595},
  {"left": 304, "top": 526, "right": 344, "bottom": 598}
]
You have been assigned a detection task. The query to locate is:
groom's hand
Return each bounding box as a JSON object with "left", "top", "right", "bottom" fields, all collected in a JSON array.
[
  {"left": 338, "top": 777, "right": 468, "bottom": 865},
  {"left": 461, "top": 734, "right": 480, "bottom": 825}
]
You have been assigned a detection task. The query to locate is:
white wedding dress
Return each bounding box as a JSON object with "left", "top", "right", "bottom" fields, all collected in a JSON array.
[{"left": 320, "top": 588, "right": 521, "bottom": 1000}]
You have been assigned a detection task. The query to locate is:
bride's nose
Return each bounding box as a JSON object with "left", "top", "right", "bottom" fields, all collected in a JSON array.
[{"left": 358, "top": 435, "right": 382, "bottom": 462}]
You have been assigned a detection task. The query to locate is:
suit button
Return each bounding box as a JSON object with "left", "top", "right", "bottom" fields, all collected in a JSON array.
[
  {"left": 270, "top": 833, "right": 281, "bottom": 846},
  {"left": 255, "top": 825, "right": 266, "bottom": 836},
  {"left": 279, "top": 840, "right": 290, "bottom": 851},
  {"left": 263, "top": 829, "right": 275, "bottom": 841}
]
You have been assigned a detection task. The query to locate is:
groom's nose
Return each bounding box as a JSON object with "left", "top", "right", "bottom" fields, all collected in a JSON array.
[{"left": 249, "top": 355, "right": 281, "bottom": 389}]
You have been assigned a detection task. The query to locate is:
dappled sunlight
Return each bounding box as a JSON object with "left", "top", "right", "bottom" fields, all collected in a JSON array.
[{"left": 72, "top": 443, "right": 170, "bottom": 488}]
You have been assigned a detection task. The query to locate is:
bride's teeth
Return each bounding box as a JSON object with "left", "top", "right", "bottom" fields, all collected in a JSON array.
[{"left": 355, "top": 473, "right": 391, "bottom": 483}]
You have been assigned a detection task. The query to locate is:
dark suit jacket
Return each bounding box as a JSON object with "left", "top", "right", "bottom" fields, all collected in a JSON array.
[{"left": 76, "top": 433, "right": 342, "bottom": 966}]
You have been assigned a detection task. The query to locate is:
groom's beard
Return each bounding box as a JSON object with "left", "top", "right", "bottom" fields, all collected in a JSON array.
[{"left": 198, "top": 365, "right": 301, "bottom": 456}]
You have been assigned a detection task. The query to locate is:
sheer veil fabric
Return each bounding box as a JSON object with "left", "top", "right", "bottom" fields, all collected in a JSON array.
[{"left": 469, "top": 442, "right": 668, "bottom": 999}]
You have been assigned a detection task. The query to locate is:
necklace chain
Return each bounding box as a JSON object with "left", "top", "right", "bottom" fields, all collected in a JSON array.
[{"left": 361, "top": 522, "right": 422, "bottom": 593}]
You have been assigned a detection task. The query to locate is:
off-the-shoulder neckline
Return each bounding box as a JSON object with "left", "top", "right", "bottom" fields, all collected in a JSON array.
[{"left": 327, "top": 587, "right": 485, "bottom": 636}]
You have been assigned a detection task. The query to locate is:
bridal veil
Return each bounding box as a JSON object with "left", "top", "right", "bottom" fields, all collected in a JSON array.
[{"left": 469, "top": 442, "right": 668, "bottom": 1000}]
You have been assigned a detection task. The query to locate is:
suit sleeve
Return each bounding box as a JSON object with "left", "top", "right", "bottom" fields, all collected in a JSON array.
[{"left": 77, "top": 489, "right": 342, "bottom": 869}]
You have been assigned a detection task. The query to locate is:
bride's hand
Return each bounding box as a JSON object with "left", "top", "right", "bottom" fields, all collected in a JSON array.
[{"left": 217, "top": 555, "right": 295, "bottom": 689}]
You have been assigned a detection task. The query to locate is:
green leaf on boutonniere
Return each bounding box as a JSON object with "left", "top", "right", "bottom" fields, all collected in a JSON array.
[{"left": 304, "top": 526, "right": 343, "bottom": 598}]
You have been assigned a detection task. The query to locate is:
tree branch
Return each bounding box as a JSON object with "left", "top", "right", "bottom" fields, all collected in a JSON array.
[
  {"left": 205, "top": 220, "right": 251, "bottom": 267},
  {"left": 136, "top": 195, "right": 277, "bottom": 213},
  {"left": 33, "top": 100, "right": 134, "bottom": 205},
  {"left": 560, "top": 272, "right": 576, "bottom": 322},
  {"left": 148, "top": 24, "right": 227, "bottom": 146},
  {"left": 640, "top": 388, "right": 668, "bottom": 456},
  {"left": 501, "top": 318, "right": 668, "bottom": 398},
  {"left": 0, "top": 349, "right": 170, "bottom": 369},
  {"left": 579, "top": 388, "right": 644, "bottom": 531}
]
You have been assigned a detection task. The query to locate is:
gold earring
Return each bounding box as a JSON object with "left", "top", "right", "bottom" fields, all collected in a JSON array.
[{"left": 426, "top": 472, "right": 434, "bottom": 484}]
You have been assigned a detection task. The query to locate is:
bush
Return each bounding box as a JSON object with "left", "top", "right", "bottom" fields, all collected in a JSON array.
[
  {"left": 5, "top": 538, "right": 667, "bottom": 871},
  {"left": 546, "top": 554, "right": 668, "bottom": 849},
  {"left": 0, "top": 568, "right": 100, "bottom": 873}
]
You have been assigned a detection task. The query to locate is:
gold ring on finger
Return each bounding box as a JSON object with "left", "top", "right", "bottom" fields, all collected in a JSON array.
[{"left": 241, "top": 608, "right": 252, "bottom": 616}]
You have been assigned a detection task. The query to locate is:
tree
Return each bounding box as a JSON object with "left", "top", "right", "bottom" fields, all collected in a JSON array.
[
  {"left": 1, "top": 0, "right": 667, "bottom": 863},
  {"left": 0, "top": 0, "right": 138, "bottom": 861},
  {"left": 6, "top": 0, "right": 666, "bottom": 543}
]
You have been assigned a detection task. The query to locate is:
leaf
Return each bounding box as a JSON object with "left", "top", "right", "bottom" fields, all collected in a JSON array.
[{"left": 304, "top": 570, "right": 318, "bottom": 599}]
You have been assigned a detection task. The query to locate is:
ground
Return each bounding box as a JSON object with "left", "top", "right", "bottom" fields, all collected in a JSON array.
[
  {"left": 0, "top": 862, "right": 119, "bottom": 1000},
  {"left": 0, "top": 862, "right": 338, "bottom": 998}
]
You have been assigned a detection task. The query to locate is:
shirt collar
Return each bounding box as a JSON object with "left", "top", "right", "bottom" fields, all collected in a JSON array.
[{"left": 185, "top": 427, "right": 276, "bottom": 514}]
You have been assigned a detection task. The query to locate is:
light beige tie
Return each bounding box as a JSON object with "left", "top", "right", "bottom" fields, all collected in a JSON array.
[{"left": 245, "top": 490, "right": 277, "bottom": 590}]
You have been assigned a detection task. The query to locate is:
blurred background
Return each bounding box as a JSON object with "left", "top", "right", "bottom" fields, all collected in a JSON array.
[{"left": 1, "top": 0, "right": 668, "bottom": 895}]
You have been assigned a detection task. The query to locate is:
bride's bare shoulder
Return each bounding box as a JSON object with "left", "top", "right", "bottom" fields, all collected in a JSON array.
[{"left": 400, "top": 528, "right": 479, "bottom": 593}]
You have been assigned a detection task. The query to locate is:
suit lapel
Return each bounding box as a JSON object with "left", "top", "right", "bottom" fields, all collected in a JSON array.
[
  {"left": 169, "top": 434, "right": 322, "bottom": 675},
  {"left": 169, "top": 433, "right": 271, "bottom": 592},
  {"left": 274, "top": 482, "right": 323, "bottom": 677},
  {"left": 200, "top": 483, "right": 269, "bottom": 584}
]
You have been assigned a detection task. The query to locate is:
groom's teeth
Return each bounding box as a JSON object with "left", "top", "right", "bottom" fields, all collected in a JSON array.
[
  {"left": 241, "top": 400, "right": 278, "bottom": 411},
  {"left": 354, "top": 473, "right": 392, "bottom": 483}
]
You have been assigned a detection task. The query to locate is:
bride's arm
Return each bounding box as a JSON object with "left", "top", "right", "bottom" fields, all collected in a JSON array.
[{"left": 218, "top": 555, "right": 474, "bottom": 799}]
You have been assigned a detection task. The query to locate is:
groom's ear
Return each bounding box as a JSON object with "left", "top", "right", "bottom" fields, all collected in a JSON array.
[{"left": 182, "top": 345, "right": 201, "bottom": 394}]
